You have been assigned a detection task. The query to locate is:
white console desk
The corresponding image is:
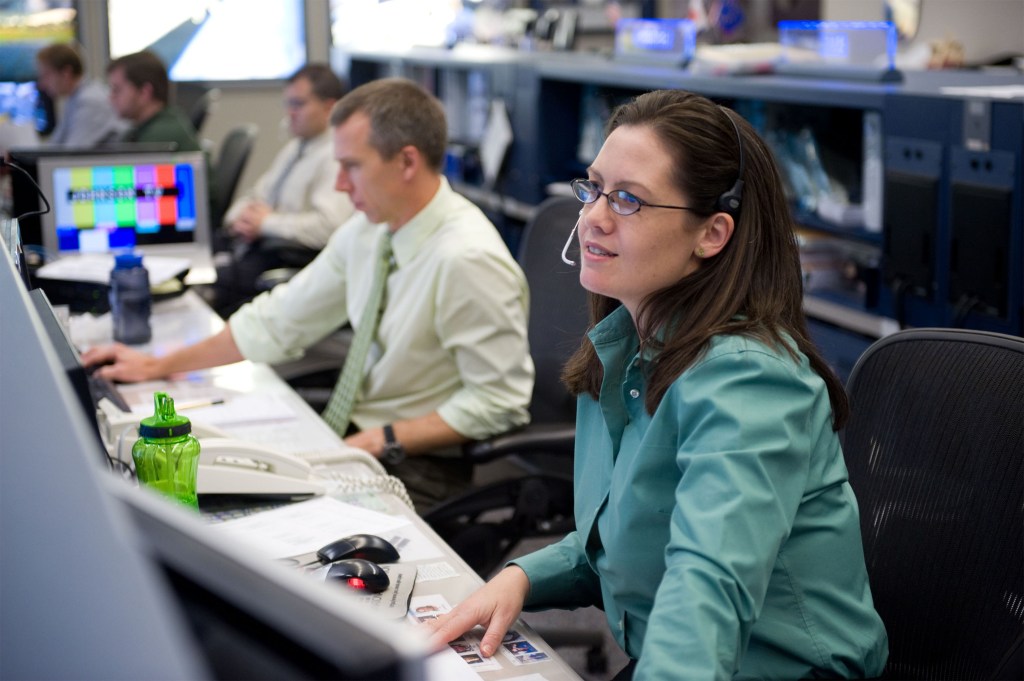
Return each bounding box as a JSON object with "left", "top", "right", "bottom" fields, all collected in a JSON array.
[{"left": 73, "top": 290, "right": 584, "bottom": 681}]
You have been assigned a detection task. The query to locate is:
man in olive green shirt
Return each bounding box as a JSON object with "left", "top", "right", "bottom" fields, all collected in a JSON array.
[{"left": 107, "top": 51, "right": 201, "bottom": 152}]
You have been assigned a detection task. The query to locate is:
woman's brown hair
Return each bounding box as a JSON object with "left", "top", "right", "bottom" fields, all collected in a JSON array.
[{"left": 562, "top": 89, "right": 849, "bottom": 429}]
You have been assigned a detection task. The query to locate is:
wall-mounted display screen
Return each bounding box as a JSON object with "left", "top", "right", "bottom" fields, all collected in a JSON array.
[
  {"left": 108, "top": 0, "right": 306, "bottom": 82},
  {"left": 0, "top": 0, "right": 77, "bottom": 82}
]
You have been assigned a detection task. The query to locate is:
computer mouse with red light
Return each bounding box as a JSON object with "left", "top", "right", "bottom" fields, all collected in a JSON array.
[
  {"left": 325, "top": 558, "right": 390, "bottom": 593},
  {"left": 316, "top": 533, "right": 400, "bottom": 565}
]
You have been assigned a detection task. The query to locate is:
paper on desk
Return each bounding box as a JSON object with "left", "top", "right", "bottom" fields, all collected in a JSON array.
[
  {"left": 155, "top": 392, "right": 298, "bottom": 425},
  {"left": 210, "top": 496, "right": 410, "bottom": 559},
  {"left": 380, "top": 522, "right": 445, "bottom": 562},
  {"left": 218, "top": 420, "right": 343, "bottom": 455},
  {"left": 425, "top": 649, "right": 486, "bottom": 681},
  {"left": 35, "top": 253, "right": 191, "bottom": 285}
]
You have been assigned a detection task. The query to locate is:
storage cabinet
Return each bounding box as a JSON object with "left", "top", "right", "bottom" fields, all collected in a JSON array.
[{"left": 333, "top": 45, "right": 1023, "bottom": 375}]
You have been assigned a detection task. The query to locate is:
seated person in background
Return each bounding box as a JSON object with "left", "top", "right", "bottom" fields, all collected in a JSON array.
[
  {"left": 83, "top": 78, "right": 535, "bottom": 512},
  {"left": 35, "top": 43, "right": 125, "bottom": 147},
  {"left": 210, "top": 63, "right": 355, "bottom": 317},
  {"left": 427, "top": 90, "right": 888, "bottom": 680},
  {"left": 106, "top": 51, "right": 201, "bottom": 152}
]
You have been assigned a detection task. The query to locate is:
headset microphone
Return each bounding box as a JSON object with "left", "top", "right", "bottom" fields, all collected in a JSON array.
[{"left": 561, "top": 213, "right": 582, "bottom": 266}]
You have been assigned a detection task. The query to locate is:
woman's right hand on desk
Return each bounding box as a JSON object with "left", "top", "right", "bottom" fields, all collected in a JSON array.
[
  {"left": 81, "top": 343, "right": 162, "bottom": 383},
  {"left": 425, "top": 566, "right": 530, "bottom": 658}
]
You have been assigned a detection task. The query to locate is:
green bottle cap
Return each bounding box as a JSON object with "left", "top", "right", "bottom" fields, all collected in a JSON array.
[{"left": 138, "top": 391, "right": 192, "bottom": 439}]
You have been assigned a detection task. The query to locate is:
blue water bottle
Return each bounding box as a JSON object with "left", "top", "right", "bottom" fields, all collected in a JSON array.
[{"left": 110, "top": 252, "right": 152, "bottom": 344}]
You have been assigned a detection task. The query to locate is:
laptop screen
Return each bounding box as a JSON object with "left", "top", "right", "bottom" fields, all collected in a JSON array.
[{"left": 35, "top": 150, "right": 211, "bottom": 260}]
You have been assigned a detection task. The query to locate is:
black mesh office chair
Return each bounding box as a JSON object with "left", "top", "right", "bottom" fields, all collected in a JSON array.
[
  {"left": 424, "top": 196, "right": 588, "bottom": 575},
  {"left": 210, "top": 124, "right": 258, "bottom": 242},
  {"left": 842, "top": 328, "right": 1024, "bottom": 680},
  {"left": 189, "top": 87, "right": 221, "bottom": 133}
]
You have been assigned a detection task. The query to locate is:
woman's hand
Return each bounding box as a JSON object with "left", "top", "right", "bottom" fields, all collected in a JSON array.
[
  {"left": 81, "top": 343, "right": 162, "bottom": 383},
  {"left": 425, "top": 566, "right": 531, "bottom": 657}
]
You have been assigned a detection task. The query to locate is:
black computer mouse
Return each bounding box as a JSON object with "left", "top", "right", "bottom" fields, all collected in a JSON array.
[
  {"left": 325, "top": 559, "right": 390, "bottom": 593},
  {"left": 316, "top": 533, "right": 400, "bottom": 564}
]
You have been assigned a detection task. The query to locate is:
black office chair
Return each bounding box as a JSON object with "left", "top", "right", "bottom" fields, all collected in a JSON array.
[
  {"left": 423, "top": 196, "right": 588, "bottom": 575},
  {"left": 841, "top": 328, "right": 1024, "bottom": 680},
  {"left": 188, "top": 87, "right": 220, "bottom": 133},
  {"left": 210, "top": 123, "right": 258, "bottom": 242}
]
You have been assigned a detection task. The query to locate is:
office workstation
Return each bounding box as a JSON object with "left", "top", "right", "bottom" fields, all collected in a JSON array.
[
  {"left": 0, "top": 217, "right": 585, "bottom": 681},
  {"left": 2, "top": 2, "right": 1023, "bottom": 680}
]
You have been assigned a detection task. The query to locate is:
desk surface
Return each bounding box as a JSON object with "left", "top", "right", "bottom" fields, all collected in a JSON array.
[{"left": 74, "top": 290, "right": 584, "bottom": 681}]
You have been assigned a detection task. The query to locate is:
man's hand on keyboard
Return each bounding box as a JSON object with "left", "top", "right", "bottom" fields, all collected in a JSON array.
[{"left": 82, "top": 343, "right": 163, "bottom": 383}]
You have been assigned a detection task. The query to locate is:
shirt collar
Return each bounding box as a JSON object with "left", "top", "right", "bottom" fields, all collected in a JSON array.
[
  {"left": 388, "top": 176, "right": 453, "bottom": 269},
  {"left": 589, "top": 305, "right": 669, "bottom": 362},
  {"left": 588, "top": 305, "right": 637, "bottom": 348},
  {"left": 305, "top": 127, "right": 332, "bottom": 150}
]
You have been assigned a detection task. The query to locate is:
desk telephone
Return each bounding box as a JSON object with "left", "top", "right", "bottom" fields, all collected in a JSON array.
[
  {"left": 97, "top": 397, "right": 413, "bottom": 506},
  {"left": 197, "top": 438, "right": 327, "bottom": 497}
]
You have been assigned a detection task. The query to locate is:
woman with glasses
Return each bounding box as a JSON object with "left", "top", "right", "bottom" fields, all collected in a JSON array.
[{"left": 428, "top": 89, "right": 887, "bottom": 680}]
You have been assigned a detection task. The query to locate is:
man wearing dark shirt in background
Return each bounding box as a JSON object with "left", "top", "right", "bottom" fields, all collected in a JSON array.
[{"left": 106, "top": 51, "right": 200, "bottom": 151}]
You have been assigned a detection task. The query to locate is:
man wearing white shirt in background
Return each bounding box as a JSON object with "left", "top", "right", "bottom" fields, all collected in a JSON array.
[
  {"left": 35, "top": 43, "right": 125, "bottom": 147},
  {"left": 211, "top": 63, "right": 356, "bottom": 317},
  {"left": 84, "top": 78, "right": 534, "bottom": 512}
]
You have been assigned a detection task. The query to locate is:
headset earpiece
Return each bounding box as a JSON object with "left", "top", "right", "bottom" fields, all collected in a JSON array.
[
  {"left": 716, "top": 180, "right": 744, "bottom": 218},
  {"left": 716, "top": 108, "right": 745, "bottom": 220}
]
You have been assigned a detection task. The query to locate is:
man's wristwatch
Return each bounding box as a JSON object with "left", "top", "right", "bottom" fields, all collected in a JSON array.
[{"left": 380, "top": 424, "right": 406, "bottom": 466}]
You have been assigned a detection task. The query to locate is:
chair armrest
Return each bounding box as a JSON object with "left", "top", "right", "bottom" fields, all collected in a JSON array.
[
  {"left": 255, "top": 267, "right": 300, "bottom": 291},
  {"left": 463, "top": 423, "right": 575, "bottom": 463}
]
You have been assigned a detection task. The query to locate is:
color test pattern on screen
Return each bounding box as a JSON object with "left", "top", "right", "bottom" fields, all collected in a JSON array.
[{"left": 52, "top": 163, "right": 198, "bottom": 253}]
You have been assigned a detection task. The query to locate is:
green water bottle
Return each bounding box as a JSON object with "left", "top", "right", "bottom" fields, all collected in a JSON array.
[{"left": 133, "top": 392, "right": 201, "bottom": 508}]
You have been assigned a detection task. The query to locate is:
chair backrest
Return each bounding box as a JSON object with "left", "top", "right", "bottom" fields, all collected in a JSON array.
[
  {"left": 842, "top": 328, "right": 1024, "bottom": 680},
  {"left": 211, "top": 124, "right": 258, "bottom": 228},
  {"left": 517, "top": 196, "right": 589, "bottom": 425},
  {"left": 189, "top": 87, "right": 221, "bottom": 132}
]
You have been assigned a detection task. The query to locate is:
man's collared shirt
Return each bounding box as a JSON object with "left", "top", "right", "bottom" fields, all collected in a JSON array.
[
  {"left": 229, "top": 178, "right": 533, "bottom": 441},
  {"left": 223, "top": 128, "right": 353, "bottom": 248}
]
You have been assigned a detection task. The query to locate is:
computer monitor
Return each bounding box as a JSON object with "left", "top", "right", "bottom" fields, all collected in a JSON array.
[
  {"left": 0, "top": 232, "right": 203, "bottom": 680},
  {"left": 7, "top": 143, "right": 179, "bottom": 247},
  {"left": 0, "top": 230, "right": 428, "bottom": 680},
  {"left": 1, "top": 217, "right": 33, "bottom": 290},
  {"left": 0, "top": 80, "right": 41, "bottom": 127},
  {"left": 26, "top": 287, "right": 106, "bottom": 449},
  {"left": 109, "top": 480, "right": 429, "bottom": 680},
  {"left": 34, "top": 150, "right": 212, "bottom": 262}
]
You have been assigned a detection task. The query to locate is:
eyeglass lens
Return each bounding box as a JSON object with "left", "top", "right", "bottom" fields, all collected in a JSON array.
[{"left": 572, "top": 180, "right": 642, "bottom": 216}]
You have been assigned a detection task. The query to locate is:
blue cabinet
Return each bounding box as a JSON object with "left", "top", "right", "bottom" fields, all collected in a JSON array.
[{"left": 334, "top": 45, "right": 1024, "bottom": 373}]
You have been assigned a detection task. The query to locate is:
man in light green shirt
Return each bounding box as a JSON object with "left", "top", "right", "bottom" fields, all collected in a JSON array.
[{"left": 83, "top": 78, "right": 534, "bottom": 509}]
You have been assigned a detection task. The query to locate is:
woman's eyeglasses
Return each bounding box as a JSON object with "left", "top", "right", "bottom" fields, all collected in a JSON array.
[{"left": 571, "top": 178, "right": 699, "bottom": 217}]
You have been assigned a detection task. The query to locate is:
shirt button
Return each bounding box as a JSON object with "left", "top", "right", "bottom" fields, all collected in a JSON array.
[{"left": 629, "top": 389, "right": 640, "bottom": 399}]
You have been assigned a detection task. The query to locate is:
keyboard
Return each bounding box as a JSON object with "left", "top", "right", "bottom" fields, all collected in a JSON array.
[{"left": 88, "top": 373, "right": 131, "bottom": 413}]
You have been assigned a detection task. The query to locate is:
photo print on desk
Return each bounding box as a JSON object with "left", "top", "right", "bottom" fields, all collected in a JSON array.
[
  {"left": 408, "top": 595, "right": 552, "bottom": 671},
  {"left": 408, "top": 595, "right": 501, "bottom": 672},
  {"left": 500, "top": 629, "right": 551, "bottom": 666}
]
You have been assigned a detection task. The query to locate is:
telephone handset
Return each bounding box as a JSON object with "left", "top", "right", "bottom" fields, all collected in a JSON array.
[
  {"left": 97, "top": 400, "right": 407, "bottom": 502},
  {"left": 198, "top": 437, "right": 327, "bottom": 498}
]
